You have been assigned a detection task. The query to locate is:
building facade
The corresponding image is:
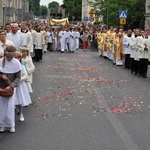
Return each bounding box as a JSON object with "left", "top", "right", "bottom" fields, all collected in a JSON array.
[
  {"left": 82, "top": 0, "right": 103, "bottom": 23},
  {"left": 82, "top": 0, "right": 93, "bottom": 21},
  {"left": 0, "top": 0, "right": 29, "bottom": 26},
  {"left": 145, "top": 0, "right": 150, "bottom": 29}
]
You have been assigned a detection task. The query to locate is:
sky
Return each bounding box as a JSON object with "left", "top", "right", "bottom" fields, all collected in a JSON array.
[{"left": 40, "top": 0, "right": 63, "bottom": 6}]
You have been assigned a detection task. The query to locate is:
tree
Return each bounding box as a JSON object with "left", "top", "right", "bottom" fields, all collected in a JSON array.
[
  {"left": 28, "top": 0, "right": 34, "bottom": 11},
  {"left": 88, "top": 0, "right": 146, "bottom": 29},
  {"left": 40, "top": 5, "right": 48, "bottom": 17},
  {"left": 48, "top": 1, "right": 59, "bottom": 14},
  {"left": 64, "top": 0, "right": 82, "bottom": 21},
  {"left": 28, "top": 0, "right": 40, "bottom": 16}
]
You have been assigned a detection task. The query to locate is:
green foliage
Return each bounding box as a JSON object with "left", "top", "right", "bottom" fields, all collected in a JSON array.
[
  {"left": 48, "top": 1, "right": 59, "bottom": 13},
  {"left": 29, "top": 0, "right": 40, "bottom": 16},
  {"left": 64, "top": 0, "right": 82, "bottom": 21},
  {"left": 28, "top": 0, "right": 34, "bottom": 11},
  {"left": 40, "top": 5, "right": 48, "bottom": 16},
  {"left": 88, "top": 0, "right": 146, "bottom": 29}
]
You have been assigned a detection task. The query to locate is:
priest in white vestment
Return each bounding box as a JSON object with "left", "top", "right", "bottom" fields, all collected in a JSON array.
[{"left": 7, "top": 23, "right": 25, "bottom": 51}]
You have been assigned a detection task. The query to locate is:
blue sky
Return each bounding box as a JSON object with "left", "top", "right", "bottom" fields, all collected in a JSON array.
[{"left": 40, "top": 0, "right": 63, "bottom": 6}]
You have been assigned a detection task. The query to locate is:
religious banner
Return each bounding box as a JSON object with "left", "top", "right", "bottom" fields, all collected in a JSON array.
[{"left": 50, "top": 18, "right": 69, "bottom": 26}]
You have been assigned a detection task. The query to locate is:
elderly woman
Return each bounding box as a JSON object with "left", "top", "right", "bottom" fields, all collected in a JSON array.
[{"left": 0, "top": 46, "right": 22, "bottom": 133}]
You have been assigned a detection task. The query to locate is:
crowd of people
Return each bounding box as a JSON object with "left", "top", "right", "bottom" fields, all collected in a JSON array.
[
  {"left": 0, "top": 20, "right": 83, "bottom": 133},
  {"left": 96, "top": 27, "right": 150, "bottom": 78},
  {"left": 0, "top": 19, "right": 149, "bottom": 133},
  {"left": 54, "top": 23, "right": 150, "bottom": 79},
  {"left": 0, "top": 21, "right": 36, "bottom": 133}
]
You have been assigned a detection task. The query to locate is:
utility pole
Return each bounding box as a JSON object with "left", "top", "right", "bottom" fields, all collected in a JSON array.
[
  {"left": 72, "top": 0, "right": 75, "bottom": 23},
  {"left": 107, "top": 0, "right": 109, "bottom": 29},
  {"left": 62, "top": 0, "right": 66, "bottom": 18},
  {"left": 0, "top": 0, "right": 3, "bottom": 26}
]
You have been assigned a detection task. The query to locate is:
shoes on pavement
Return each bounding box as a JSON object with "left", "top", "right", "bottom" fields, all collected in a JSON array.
[
  {"left": 17, "top": 108, "right": 20, "bottom": 115},
  {"left": 0, "top": 127, "right": 5, "bottom": 132},
  {"left": 20, "top": 114, "right": 25, "bottom": 122},
  {"left": 32, "top": 57, "right": 39, "bottom": 61},
  {"left": 143, "top": 76, "right": 148, "bottom": 78},
  {"left": 10, "top": 127, "right": 15, "bottom": 133}
]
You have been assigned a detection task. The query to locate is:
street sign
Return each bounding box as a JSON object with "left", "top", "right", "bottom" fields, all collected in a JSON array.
[
  {"left": 95, "top": 18, "right": 99, "bottom": 22},
  {"left": 84, "top": 16, "right": 88, "bottom": 21},
  {"left": 89, "top": 9, "right": 94, "bottom": 17},
  {"left": 119, "top": 10, "right": 127, "bottom": 18},
  {"left": 120, "top": 19, "right": 126, "bottom": 24},
  {"left": 89, "top": 17, "right": 94, "bottom": 22}
]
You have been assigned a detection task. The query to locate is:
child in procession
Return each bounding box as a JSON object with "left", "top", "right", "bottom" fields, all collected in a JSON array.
[
  {"left": 15, "top": 52, "right": 32, "bottom": 121},
  {"left": 20, "top": 45, "right": 35, "bottom": 93}
]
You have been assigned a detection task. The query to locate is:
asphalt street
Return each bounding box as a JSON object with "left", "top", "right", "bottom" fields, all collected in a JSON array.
[{"left": 1, "top": 49, "right": 150, "bottom": 150}]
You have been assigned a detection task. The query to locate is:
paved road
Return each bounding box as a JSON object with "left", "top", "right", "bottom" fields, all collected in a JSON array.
[{"left": 1, "top": 49, "right": 150, "bottom": 150}]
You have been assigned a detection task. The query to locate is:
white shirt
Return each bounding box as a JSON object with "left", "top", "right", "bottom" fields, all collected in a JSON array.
[
  {"left": 0, "top": 40, "right": 14, "bottom": 56},
  {"left": 46, "top": 31, "right": 53, "bottom": 43},
  {"left": 18, "top": 30, "right": 33, "bottom": 52},
  {"left": 33, "top": 31, "right": 45, "bottom": 49},
  {"left": 7, "top": 31, "right": 25, "bottom": 51},
  {"left": 122, "top": 35, "right": 131, "bottom": 54}
]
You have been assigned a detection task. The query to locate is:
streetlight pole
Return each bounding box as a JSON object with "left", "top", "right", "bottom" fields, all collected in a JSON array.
[
  {"left": 72, "top": 0, "right": 74, "bottom": 23},
  {"left": 0, "top": 0, "right": 3, "bottom": 26},
  {"left": 107, "top": 0, "right": 109, "bottom": 29}
]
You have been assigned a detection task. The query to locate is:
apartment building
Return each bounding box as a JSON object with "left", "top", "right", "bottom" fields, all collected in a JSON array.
[
  {"left": 82, "top": 0, "right": 93, "bottom": 21},
  {"left": 0, "top": 0, "right": 29, "bottom": 26},
  {"left": 145, "top": 0, "right": 150, "bottom": 29}
]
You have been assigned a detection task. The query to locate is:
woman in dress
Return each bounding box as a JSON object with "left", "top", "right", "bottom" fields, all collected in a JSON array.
[
  {"left": 0, "top": 46, "right": 22, "bottom": 133},
  {"left": 15, "top": 52, "right": 32, "bottom": 122}
]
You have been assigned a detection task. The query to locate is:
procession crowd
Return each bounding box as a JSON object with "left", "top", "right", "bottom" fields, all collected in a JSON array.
[
  {"left": 96, "top": 27, "right": 150, "bottom": 78},
  {"left": 0, "top": 20, "right": 82, "bottom": 133},
  {"left": 0, "top": 19, "right": 149, "bottom": 133}
]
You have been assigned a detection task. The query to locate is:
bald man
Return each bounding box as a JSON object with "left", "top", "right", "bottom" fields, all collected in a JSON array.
[{"left": 7, "top": 23, "right": 25, "bottom": 51}]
